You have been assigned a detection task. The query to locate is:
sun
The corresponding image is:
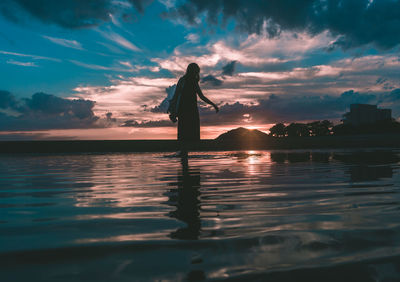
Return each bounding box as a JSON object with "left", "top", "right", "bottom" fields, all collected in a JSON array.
[{"left": 246, "top": 125, "right": 259, "bottom": 130}]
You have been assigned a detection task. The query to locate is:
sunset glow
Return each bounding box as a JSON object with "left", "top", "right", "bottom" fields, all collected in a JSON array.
[
  {"left": 3, "top": 2, "right": 400, "bottom": 280},
  {"left": 1, "top": 0, "right": 400, "bottom": 139}
]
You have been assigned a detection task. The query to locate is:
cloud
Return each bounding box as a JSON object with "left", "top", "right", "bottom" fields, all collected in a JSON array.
[
  {"left": 147, "top": 86, "right": 400, "bottom": 127},
  {"left": 165, "top": 0, "right": 400, "bottom": 50},
  {"left": 0, "top": 91, "right": 104, "bottom": 130},
  {"left": 3, "top": 0, "right": 399, "bottom": 52},
  {"left": 158, "top": 0, "right": 176, "bottom": 9},
  {"left": 385, "top": 89, "right": 400, "bottom": 101},
  {"left": 98, "top": 30, "right": 140, "bottom": 52},
  {"left": 97, "top": 112, "right": 118, "bottom": 127},
  {"left": 0, "top": 132, "right": 74, "bottom": 141},
  {"left": 196, "top": 89, "right": 388, "bottom": 126},
  {"left": 23, "top": 92, "right": 96, "bottom": 118},
  {"left": 42, "top": 35, "right": 83, "bottom": 50},
  {"left": 70, "top": 49, "right": 400, "bottom": 130},
  {"left": 106, "top": 112, "right": 116, "bottom": 122},
  {"left": 221, "top": 60, "right": 237, "bottom": 76},
  {"left": 0, "top": 0, "right": 152, "bottom": 29},
  {"left": 0, "top": 49, "right": 61, "bottom": 62},
  {"left": 186, "top": 53, "right": 400, "bottom": 105},
  {"left": 72, "top": 76, "right": 176, "bottom": 125},
  {"left": 0, "top": 90, "right": 17, "bottom": 109},
  {"left": 6, "top": 59, "right": 37, "bottom": 67},
  {"left": 376, "top": 77, "right": 388, "bottom": 85},
  {"left": 69, "top": 59, "right": 135, "bottom": 72},
  {"left": 69, "top": 59, "right": 157, "bottom": 72},
  {"left": 121, "top": 119, "right": 171, "bottom": 127},
  {"left": 69, "top": 60, "right": 115, "bottom": 71},
  {"left": 201, "top": 74, "right": 223, "bottom": 86},
  {"left": 120, "top": 90, "right": 374, "bottom": 127},
  {"left": 127, "top": 0, "right": 153, "bottom": 13},
  {"left": 150, "top": 84, "right": 176, "bottom": 113},
  {"left": 152, "top": 31, "right": 332, "bottom": 75},
  {"left": 185, "top": 33, "right": 200, "bottom": 43},
  {"left": 120, "top": 62, "right": 160, "bottom": 72},
  {"left": 66, "top": 46, "right": 400, "bottom": 131},
  {"left": 0, "top": 0, "right": 113, "bottom": 28}
]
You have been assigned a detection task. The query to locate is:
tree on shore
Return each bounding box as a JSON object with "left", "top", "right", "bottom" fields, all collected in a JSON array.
[
  {"left": 308, "top": 120, "right": 333, "bottom": 136},
  {"left": 269, "top": 123, "right": 286, "bottom": 137},
  {"left": 269, "top": 119, "right": 400, "bottom": 137},
  {"left": 285, "top": 123, "right": 309, "bottom": 137},
  {"left": 269, "top": 120, "right": 334, "bottom": 137}
]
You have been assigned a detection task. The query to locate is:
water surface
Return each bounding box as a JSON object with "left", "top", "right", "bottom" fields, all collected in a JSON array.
[{"left": 1, "top": 149, "right": 400, "bottom": 281}]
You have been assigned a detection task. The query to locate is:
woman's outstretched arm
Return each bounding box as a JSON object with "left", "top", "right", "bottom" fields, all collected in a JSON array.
[{"left": 196, "top": 83, "right": 219, "bottom": 113}]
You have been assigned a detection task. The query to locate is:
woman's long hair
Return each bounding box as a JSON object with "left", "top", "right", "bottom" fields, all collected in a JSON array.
[{"left": 185, "top": 63, "right": 200, "bottom": 82}]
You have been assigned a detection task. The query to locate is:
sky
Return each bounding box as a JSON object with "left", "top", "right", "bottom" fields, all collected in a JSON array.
[{"left": 1, "top": 0, "right": 400, "bottom": 140}]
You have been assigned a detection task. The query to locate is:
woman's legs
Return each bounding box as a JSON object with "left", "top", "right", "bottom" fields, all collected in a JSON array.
[
  {"left": 179, "top": 140, "right": 188, "bottom": 157},
  {"left": 177, "top": 112, "right": 200, "bottom": 156}
]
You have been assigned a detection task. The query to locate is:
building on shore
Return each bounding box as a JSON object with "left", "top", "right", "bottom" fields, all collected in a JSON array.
[{"left": 343, "top": 104, "right": 392, "bottom": 126}]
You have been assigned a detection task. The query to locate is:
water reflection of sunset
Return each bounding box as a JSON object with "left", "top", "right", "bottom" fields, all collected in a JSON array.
[
  {"left": 2, "top": 150, "right": 400, "bottom": 281},
  {"left": 73, "top": 154, "right": 173, "bottom": 209}
]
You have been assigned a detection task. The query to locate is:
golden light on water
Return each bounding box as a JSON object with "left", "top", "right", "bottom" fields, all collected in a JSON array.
[{"left": 242, "top": 150, "right": 273, "bottom": 176}]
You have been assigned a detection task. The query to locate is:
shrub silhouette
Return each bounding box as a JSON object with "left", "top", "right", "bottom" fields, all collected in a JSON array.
[
  {"left": 285, "top": 123, "right": 309, "bottom": 137},
  {"left": 269, "top": 119, "right": 400, "bottom": 137},
  {"left": 269, "top": 123, "right": 286, "bottom": 137}
]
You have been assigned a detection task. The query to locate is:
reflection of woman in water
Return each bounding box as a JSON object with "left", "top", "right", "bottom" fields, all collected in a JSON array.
[
  {"left": 168, "top": 157, "right": 201, "bottom": 240},
  {"left": 169, "top": 63, "right": 219, "bottom": 156}
]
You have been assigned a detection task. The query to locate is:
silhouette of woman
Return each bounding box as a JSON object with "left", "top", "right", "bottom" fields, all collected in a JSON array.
[{"left": 169, "top": 63, "right": 219, "bottom": 156}]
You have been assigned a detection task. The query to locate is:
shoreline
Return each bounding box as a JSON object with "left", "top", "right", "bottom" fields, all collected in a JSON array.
[{"left": 1, "top": 134, "right": 400, "bottom": 153}]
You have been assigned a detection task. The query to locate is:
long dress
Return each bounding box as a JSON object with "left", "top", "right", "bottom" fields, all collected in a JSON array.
[{"left": 176, "top": 76, "right": 200, "bottom": 142}]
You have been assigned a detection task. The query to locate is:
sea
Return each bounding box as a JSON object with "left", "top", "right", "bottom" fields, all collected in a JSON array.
[{"left": 1, "top": 149, "right": 400, "bottom": 281}]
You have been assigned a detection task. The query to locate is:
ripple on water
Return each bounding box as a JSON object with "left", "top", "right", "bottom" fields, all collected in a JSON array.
[{"left": 1, "top": 149, "right": 400, "bottom": 281}]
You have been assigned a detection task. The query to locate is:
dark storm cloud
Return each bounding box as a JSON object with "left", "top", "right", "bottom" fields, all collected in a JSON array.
[
  {"left": 166, "top": 0, "right": 400, "bottom": 50},
  {"left": 22, "top": 92, "right": 96, "bottom": 119},
  {"left": 106, "top": 112, "right": 117, "bottom": 122},
  {"left": 221, "top": 60, "right": 237, "bottom": 76},
  {"left": 383, "top": 89, "right": 400, "bottom": 103},
  {"left": 0, "top": 91, "right": 101, "bottom": 130},
  {"left": 0, "top": 0, "right": 151, "bottom": 29},
  {"left": 121, "top": 119, "right": 171, "bottom": 127},
  {"left": 0, "top": 90, "right": 17, "bottom": 109},
  {"left": 127, "top": 0, "right": 153, "bottom": 13},
  {"left": 4, "top": 0, "right": 397, "bottom": 50},
  {"left": 201, "top": 75, "right": 223, "bottom": 86}
]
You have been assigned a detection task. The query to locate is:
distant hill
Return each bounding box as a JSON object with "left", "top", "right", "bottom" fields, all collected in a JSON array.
[{"left": 215, "top": 127, "right": 269, "bottom": 145}]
